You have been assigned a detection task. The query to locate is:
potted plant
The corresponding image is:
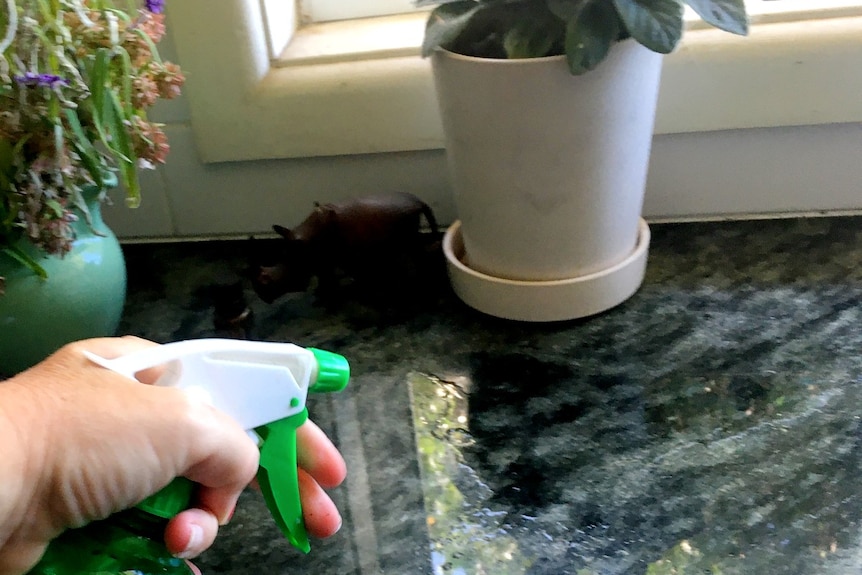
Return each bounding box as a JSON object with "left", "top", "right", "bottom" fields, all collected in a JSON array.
[
  {"left": 0, "top": 0, "right": 184, "bottom": 374},
  {"left": 421, "top": 0, "right": 748, "bottom": 322}
]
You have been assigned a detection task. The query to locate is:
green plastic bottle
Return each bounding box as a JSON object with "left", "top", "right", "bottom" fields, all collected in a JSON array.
[
  {"left": 26, "top": 340, "right": 350, "bottom": 575},
  {"left": 33, "top": 502, "right": 192, "bottom": 574}
]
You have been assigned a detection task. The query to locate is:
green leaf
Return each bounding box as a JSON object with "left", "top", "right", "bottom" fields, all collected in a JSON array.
[
  {"left": 64, "top": 109, "right": 105, "bottom": 189},
  {"left": 128, "top": 26, "right": 163, "bottom": 64},
  {"left": 612, "top": 0, "right": 684, "bottom": 54},
  {"left": 106, "top": 90, "right": 140, "bottom": 205},
  {"left": 104, "top": 92, "right": 133, "bottom": 164},
  {"left": 0, "top": 139, "right": 14, "bottom": 188},
  {"left": 118, "top": 47, "right": 134, "bottom": 116},
  {"left": 547, "top": 0, "right": 590, "bottom": 20},
  {"left": 2, "top": 245, "right": 48, "bottom": 279},
  {"left": 6, "top": 137, "right": 29, "bottom": 202},
  {"left": 422, "top": 2, "right": 482, "bottom": 57},
  {"left": 502, "top": 11, "right": 559, "bottom": 58},
  {"left": 45, "top": 198, "right": 65, "bottom": 218},
  {"left": 685, "top": 0, "right": 748, "bottom": 35},
  {"left": 87, "top": 48, "right": 113, "bottom": 145},
  {"left": 564, "top": 1, "right": 621, "bottom": 74},
  {"left": 90, "top": 48, "right": 111, "bottom": 113}
]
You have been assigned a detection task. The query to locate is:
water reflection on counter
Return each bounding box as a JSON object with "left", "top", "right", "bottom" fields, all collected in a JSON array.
[
  {"left": 411, "top": 372, "right": 535, "bottom": 575},
  {"left": 409, "top": 363, "right": 862, "bottom": 575}
]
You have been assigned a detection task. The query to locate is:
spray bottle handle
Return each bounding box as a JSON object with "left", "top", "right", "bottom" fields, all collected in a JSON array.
[
  {"left": 253, "top": 349, "right": 350, "bottom": 553},
  {"left": 256, "top": 410, "right": 311, "bottom": 553}
]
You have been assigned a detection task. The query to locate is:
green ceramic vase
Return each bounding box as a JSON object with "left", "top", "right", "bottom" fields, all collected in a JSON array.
[{"left": 0, "top": 178, "right": 127, "bottom": 376}]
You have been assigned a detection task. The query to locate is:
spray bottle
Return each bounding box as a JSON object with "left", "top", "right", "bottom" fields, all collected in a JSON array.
[{"left": 27, "top": 338, "right": 350, "bottom": 575}]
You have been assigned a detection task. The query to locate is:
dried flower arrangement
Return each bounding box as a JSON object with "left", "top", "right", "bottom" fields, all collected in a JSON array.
[{"left": 0, "top": 0, "right": 184, "bottom": 290}]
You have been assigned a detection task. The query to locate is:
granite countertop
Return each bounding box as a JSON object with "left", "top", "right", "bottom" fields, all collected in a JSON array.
[{"left": 118, "top": 216, "right": 862, "bottom": 575}]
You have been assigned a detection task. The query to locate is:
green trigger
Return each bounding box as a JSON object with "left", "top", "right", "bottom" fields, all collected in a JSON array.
[{"left": 256, "top": 409, "right": 310, "bottom": 553}]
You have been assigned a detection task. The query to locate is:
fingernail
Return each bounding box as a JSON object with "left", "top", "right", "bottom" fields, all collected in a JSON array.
[
  {"left": 175, "top": 524, "right": 204, "bottom": 559},
  {"left": 221, "top": 505, "right": 236, "bottom": 526},
  {"left": 218, "top": 502, "right": 237, "bottom": 526}
]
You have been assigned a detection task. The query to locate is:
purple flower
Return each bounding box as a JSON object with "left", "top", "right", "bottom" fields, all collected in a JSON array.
[
  {"left": 144, "top": 0, "right": 165, "bottom": 13},
  {"left": 13, "top": 73, "right": 69, "bottom": 89}
]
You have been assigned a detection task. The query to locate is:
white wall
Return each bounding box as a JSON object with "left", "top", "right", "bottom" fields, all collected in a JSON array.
[{"left": 102, "top": 30, "right": 862, "bottom": 242}]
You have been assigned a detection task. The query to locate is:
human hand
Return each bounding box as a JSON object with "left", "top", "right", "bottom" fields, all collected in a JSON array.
[{"left": 0, "top": 336, "right": 346, "bottom": 575}]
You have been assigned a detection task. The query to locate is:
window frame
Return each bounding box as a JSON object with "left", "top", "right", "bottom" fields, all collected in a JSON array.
[
  {"left": 300, "top": 0, "right": 423, "bottom": 23},
  {"left": 300, "top": 0, "right": 861, "bottom": 24},
  {"left": 166, "top": 0, "right": 862, "bottom": 164}
]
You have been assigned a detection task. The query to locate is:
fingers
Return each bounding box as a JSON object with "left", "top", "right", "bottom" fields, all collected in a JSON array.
[
  {"left": 296, "top": 420, "right": 346, "bottom": 539},
  {"left": 175, "top": 466, "right": 342, "bottom": 558},
  {"left": 246, "top": 421, "right": 345, "bottom": 539},
  {"left": 181, "top": 408, "right": 260, "bottom": 525},
  {"left": 296, "top": 420, "right": 347, "bottom": 489},
  {"left": 0, "top": 538, "right": 47, "bottom": 575},
  {"left": 164, "top": 507, "right": 220, "bottom": 559},
  {"left": 298, "top": 468, "right": 343, "bottom": 539}
]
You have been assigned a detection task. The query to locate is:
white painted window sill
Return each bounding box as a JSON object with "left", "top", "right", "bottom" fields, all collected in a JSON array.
[{"left": 277, "top": 12, "right": 428, "bottom": 66}]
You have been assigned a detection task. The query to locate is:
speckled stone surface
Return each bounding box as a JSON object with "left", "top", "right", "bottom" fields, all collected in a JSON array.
[{"left": 117, "top": 216, "right": 862, "bottom": 575}]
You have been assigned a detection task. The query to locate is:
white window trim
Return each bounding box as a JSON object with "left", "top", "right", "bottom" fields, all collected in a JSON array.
[
  {"left": 167, "top": 0, "right": 862, "bottom": 164},
  {"left": 275, "top": 12, "right": 428, "bottom": 67},
  {"left": 301, "top": 0, "right": 423, "bottom": 23},
  {"left": 260, "top": 0, "right": 296, "bottom": 60}
]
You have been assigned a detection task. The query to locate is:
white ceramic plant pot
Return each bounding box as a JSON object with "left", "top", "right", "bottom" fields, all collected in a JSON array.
[{"left": 432, "top": 40, "right": 663, "bottom": 321}]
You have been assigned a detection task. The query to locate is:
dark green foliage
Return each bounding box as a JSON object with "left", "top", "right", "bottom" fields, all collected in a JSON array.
[{"left": 420, "top": 0, "right": 748, "bottom": 74}]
